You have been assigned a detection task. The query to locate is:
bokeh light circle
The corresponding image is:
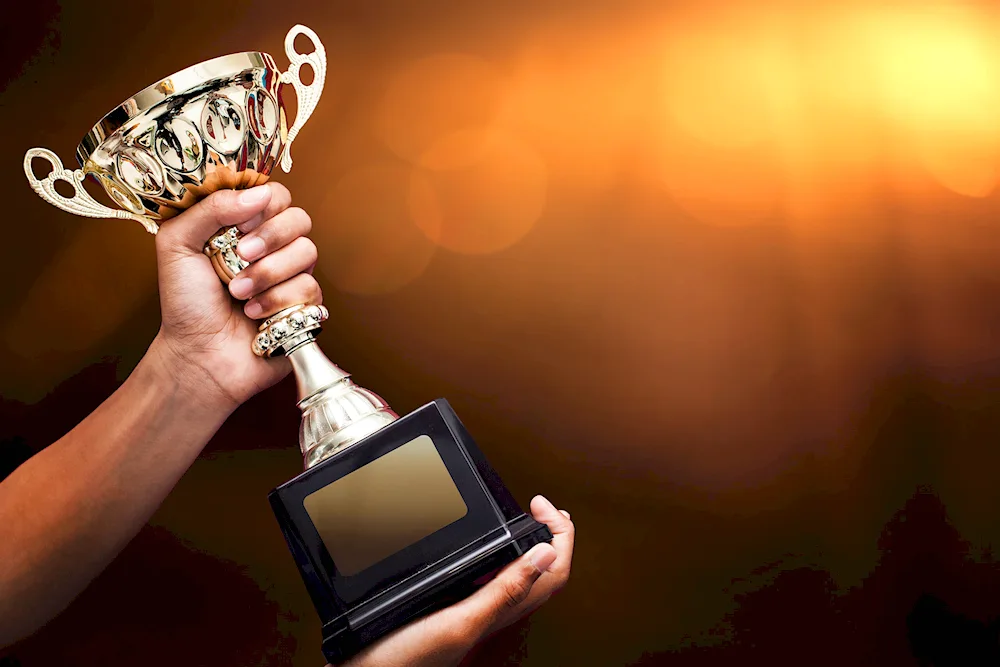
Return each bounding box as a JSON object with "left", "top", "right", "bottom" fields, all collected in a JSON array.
[
  {"left": 375, "top": 54, "right": 505, "bottom": 165},
  {"left": 662, "top": 18, "right": 798, "bottom": 150},
  {"left": 407, "top": 128, "right": 548, "bottom": 255},
  {"left": 865, "top": 7, "right": 1000, "bottom": 197},
  {"left": 916, "top": 131, "right": 1000, "bottom": 199},
  {"left": 656, "top": 127, "right": 782, "bottom": 228},
  {"left": 316, "top": 164, "right": 438, "bottom": 296}
]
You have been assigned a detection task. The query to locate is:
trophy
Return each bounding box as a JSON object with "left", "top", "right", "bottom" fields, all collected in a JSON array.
[{"left": 22, "top": 25, "right": 551, "bottom": 663}]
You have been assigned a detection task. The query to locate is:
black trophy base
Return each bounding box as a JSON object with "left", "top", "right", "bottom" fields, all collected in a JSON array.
[{"left": 268, "top": 399, "right": 552, "bottom": 664}]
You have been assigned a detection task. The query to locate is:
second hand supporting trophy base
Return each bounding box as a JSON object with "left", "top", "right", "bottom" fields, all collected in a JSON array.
[{"left": 269, "top": 398, "right": 553, "bottom": 664}]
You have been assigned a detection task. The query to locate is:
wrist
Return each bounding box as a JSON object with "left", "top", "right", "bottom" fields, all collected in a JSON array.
[{"left": 143, "top": 332, "right": 242, "bottom": 419}]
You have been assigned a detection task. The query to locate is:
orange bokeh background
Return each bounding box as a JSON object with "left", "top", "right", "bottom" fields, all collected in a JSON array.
[{"left": 6, "top": 1, "right": 1000, "bottom": 665}]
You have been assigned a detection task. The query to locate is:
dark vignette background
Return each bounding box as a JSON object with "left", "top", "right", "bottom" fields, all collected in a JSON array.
[{"left": 4, "top": 1, "right": 1000, "bottom": 665}]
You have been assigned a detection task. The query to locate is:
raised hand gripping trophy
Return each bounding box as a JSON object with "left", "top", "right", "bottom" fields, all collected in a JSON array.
[{"left": 22, "top": 25, "right": 551, "bottom": 663}]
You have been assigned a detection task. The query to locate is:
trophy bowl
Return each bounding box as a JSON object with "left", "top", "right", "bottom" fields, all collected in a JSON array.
[{"left": 24, "top": 24, "right": 325, "bottom": 282}]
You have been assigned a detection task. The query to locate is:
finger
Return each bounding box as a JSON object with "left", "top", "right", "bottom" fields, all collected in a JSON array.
[
  {"left": 532, "top": 495, "right": 573, "bottom": 542},
  {"left": 235, "top": 206, "right": 312, "bottom": 262},
  {"left": 496, "top": 495, "right": 573, "bottom": 619},
  {"left": 158, "top": 184, "right": 273, "bottom": 253},
  {"left": 235, "top": 181, "right": 293, "bottom": 236},
  {"left": 228, "top": 237, "right": 318, "bottom": 301},
  {"left": 446, "top": 541, "right": 556, "bottom": 641},
  {"left": 530, "top": 495, "right": 574, "bottom": 581},
  {"left": 244, "top": 273, "right": 323, "bottom": 319}
]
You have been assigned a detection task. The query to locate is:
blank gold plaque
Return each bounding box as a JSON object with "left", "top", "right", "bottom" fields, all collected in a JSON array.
[{"left": 304, "top": 435, "right": 469, "bottom": 576}]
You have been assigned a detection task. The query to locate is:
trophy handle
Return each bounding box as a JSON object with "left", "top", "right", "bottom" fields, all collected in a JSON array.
[
  {"left": 23, "top": 148, "right": 159, "bottom": 234},
  {"left": 279, "top": 24, "right": 327, "bottom": 174}
]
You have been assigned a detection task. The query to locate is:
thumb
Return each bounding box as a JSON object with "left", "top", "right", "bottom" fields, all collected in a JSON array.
[
  {"left": 451, "top": 542, "right": 557, "bottom": 639},
  {"left": 157, "top": 185, "right": 273, "bottom": 254}
]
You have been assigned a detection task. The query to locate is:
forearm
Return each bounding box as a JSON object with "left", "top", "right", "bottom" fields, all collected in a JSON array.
[{"left": 0, "top": 338, "right": 233, "bottom": 646}]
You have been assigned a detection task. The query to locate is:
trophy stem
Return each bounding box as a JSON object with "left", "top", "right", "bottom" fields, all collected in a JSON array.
[
  {"left": 287, "top": 339, "right": 351, "bottom": 402},
  {"left": 288, "top": 341, "right": 399, "bottom": 469}
]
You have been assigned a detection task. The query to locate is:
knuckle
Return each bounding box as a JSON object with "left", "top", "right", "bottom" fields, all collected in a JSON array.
[
  {"left": 297, "top": 236, "right": 318, "bottom": 263},
  {"left": 289, "top": 206, "right": 312, "bottom": 233},
  {"left": 269, "top": 181, "right": 292, "bottom": 204},
  {"left": 251, "top": 226, "right": 274, "bottom": 251},
  {"left": 249, "top": 261, "right": 276, "bottom": 287},
  {"left": 305, "top": 276, "right": 323, "bottom": 303},
  {"left": 253, "top": 291, "right": 274, "bottom": 312},
  {"left": 499, "top": 573, "right": 532, "bottom": 610},
  {"left": 203, "top": 190, "right": 233, "bottom": 220}
]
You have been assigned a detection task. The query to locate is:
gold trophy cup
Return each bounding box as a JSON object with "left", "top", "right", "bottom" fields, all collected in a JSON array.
[{"left": 22, "top": 25, "right": 398, "bottom": 468}]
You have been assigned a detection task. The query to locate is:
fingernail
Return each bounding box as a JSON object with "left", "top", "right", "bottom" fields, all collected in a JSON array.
[
  {"left": 245, "top": 300, "right": 263, "bottom": 319},
  {"left": 237, "top": 236, "right": 265, "bottom": 261},
  {"left": 240, "top": 186, "right": 269, "bottom": 205},
  {"left": 529, "top": 544, "right": 557, "bottom": 574},
  {"left": 560, "top": 510, "right": 571, "bottom": 520},
  {"left": 229, "top": 277, "right": 253, "bottom": 300}
]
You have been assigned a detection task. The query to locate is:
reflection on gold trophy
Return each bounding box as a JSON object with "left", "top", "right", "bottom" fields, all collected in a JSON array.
[{"left": 23, "top": 25, "right": 399, "bottom": 469}]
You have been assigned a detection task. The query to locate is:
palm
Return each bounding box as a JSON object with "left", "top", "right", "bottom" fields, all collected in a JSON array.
[{"left": 155, "top": 238, "right": 289, "bottom": 408}]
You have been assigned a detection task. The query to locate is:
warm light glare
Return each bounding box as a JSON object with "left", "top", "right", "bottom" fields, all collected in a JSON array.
[
  {"left": 495, "top": 30, "right": 647, "bottom": 192},
  {"left": 656, "top": 131, "right": 783, "bottom": 228},
  {"left": 408, "top": 128, "right": 548, "bottom": 255},
  {"left": 13, "top": 2, "right": 1000, "bottom": 485},
  {"left": 864, "top": 7, "right": 1000, "bottom": 197},
  {"left": 374, "top": 54, "right": 505, "bottom": 165},
  {"left": 662, "top": 15, "right": 800, "bottom": 150},
  {"left": 653, "top": 4, "right": 1000, "bottom": 209}
]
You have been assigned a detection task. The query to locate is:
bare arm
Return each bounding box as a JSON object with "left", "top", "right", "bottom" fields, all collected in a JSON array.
[
  {"left": 0, "top": 339, "right": 231, "bottom": 645},
  {"left": 0, "top": 183, "right": 319, "bottom": 646}
]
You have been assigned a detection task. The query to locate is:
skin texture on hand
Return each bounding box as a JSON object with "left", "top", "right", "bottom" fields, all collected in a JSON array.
[
  {"left": 153, "top": 182, "right": 322, "bottom": 412},
  {"left": 333, "top": 495, "right": 575, "bottom": 667}
]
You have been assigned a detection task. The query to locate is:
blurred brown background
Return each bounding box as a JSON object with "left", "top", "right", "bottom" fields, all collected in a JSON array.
[{"left": 5, "top": 1, "right": 1000, "bottom": 665}]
